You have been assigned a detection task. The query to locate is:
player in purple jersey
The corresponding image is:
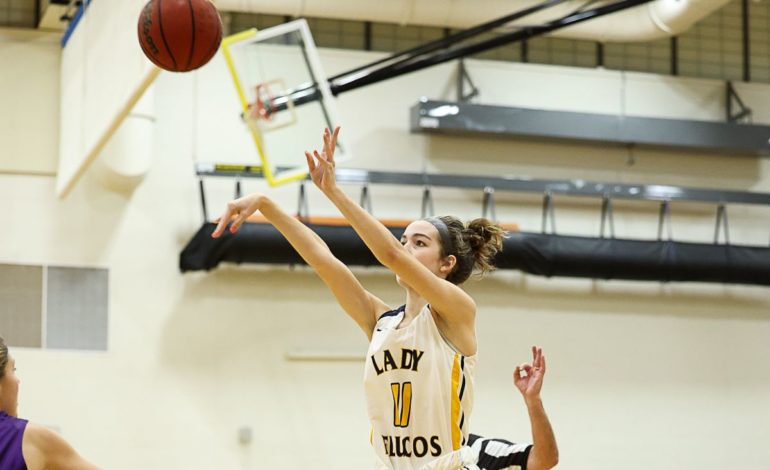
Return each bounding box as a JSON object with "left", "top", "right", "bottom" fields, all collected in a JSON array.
[{"left": 0, "top": 336, "right": 100, "bottom": 470}]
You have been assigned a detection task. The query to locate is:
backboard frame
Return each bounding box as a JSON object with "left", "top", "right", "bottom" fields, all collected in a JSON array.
[{"left": 220, "top": 19, "right": 348, "bottom": 186}]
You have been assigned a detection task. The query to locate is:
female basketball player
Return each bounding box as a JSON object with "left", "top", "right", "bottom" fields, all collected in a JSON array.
[
  {"left": 0, "top": 336, "right": 100, "bottom": 470},
  {"left": 213, "top": 127, "right": 504, "bottom": 469}
]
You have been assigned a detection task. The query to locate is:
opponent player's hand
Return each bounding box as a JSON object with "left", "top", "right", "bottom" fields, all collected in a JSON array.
[
  {"left": 305, "top": 127, "right": 340, "bottom": 194},
  {"left": 514, "top": 346, "right": 546, "bottom": 402},
  {"left": 211, "top": 193, "right": 265, "bottom": 238}
]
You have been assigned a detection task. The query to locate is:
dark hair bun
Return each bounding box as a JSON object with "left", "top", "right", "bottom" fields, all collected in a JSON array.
[{"left": 465, "top": 218, "right": 506, "bottom": 277}]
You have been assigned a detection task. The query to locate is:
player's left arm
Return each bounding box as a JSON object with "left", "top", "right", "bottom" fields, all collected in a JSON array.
[{"left": 515, "top": 346, "right": 559, "bottom": 470}]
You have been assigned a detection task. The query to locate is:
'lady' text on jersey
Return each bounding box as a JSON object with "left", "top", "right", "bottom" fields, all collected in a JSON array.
[{"left": 371, "top": 348, "right": 424, "bottom": 376}]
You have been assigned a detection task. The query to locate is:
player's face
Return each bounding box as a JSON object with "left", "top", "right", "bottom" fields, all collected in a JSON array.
[
  {"left": 0, "top": 355, "right": 20, "bottom": 417},
  {"left": 398, "top": 220, "right": 453, "bottom": 287}
]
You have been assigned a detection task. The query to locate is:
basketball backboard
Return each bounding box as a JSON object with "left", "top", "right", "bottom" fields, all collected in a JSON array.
[{"left": 219, "top": 19, "right": 350, "bottom": 186}]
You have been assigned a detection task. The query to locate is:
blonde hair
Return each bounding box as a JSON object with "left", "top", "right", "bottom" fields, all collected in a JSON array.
[{"left": 427, "top": 216, "right": 506, "bottom": 285}]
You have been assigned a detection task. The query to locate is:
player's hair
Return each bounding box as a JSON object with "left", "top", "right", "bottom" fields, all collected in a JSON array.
[
  {"left": 0, "top": 336, "right": 7, "bottom": 380},
  {"left": 425, "top": 216, "right": 506, "bottom": 285}
]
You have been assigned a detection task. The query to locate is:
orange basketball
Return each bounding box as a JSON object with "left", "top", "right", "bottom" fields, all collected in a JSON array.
[{"left": 137, "top": 0, "right": 223, "bottom": 72}]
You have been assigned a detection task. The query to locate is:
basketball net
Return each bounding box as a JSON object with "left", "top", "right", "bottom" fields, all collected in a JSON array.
[{"left": 243, "top": 79, "right": 297, "bottom": 133}]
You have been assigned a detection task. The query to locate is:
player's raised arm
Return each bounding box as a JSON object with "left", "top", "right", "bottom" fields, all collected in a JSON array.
[
  {"left": 211, "top": 192, "right": 390, "bottom": 338},
  {"left": 305, "top": 127, "right": 504, "bottom": 356}
]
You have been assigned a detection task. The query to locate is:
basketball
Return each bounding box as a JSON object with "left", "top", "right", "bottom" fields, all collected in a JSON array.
[{"left": 137, "top": 0, "right": 223, "bottom": 72}]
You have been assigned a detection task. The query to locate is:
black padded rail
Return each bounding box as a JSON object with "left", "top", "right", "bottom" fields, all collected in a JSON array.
[
  {"left": 500, "top": 232, "right": 770, "bottom": 285},
  {"left": 181, "top": 222, "right": 770, "bottom": 286},
  {"left": 180, "top": 221, "right": 404, "bottom": 271}
]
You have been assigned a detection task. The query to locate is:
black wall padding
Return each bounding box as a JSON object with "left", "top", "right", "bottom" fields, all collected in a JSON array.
[
  {"left": 180, "top": 222, "right": 770, "bottom": 286},
  {"left": 501, "top": 232, "right": 770, "bottom": 285},
  {"left": 180, "top": 222, "right": 405, "bottom": 272}
]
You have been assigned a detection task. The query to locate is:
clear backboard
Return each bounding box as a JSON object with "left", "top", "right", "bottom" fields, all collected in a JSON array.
[{"left": 220, "top": 19, "right": 350, "bottom": 186}]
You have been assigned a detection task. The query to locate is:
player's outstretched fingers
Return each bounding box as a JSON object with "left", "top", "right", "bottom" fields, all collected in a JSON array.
[
  {"left": 323, "top": 128, "right": 333, "bottom": 162},
  {"left": 331, "top": 126, "right": 340, "bottom": 154},
  {"left": 313, "top": 150, "right": 331, "bottom": 167},
  {"left": 229, "top": 212, "right": 250, "bottom": 233},
  {"left": 535, "top": 346, "right": 545, "bottom": 371},
  {"left": 212, "top": 207, "right": 234, "bottom": 238},
  {"left": 305, "top": 151, "right": 316, "bottom": 171}
]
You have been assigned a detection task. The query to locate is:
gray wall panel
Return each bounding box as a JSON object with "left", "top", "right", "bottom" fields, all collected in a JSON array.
[
  {"left": 45, "top": 267, "right": 108, "bottom": 351},
  {"left": 0, "top": 264, "right": 42, "bottom": 347}
]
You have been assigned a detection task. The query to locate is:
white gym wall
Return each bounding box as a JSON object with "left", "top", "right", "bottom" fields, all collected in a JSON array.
[{"left": 0, "top": 21, "right": 769, "bottom": 470}]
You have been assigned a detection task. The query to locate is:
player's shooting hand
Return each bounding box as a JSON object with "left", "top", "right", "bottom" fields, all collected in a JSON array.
[
  {"left": 305, "top": 127, "right": 340, "bottom": 195},
  {"left": 211, "top": 193, "right": 265, "bottom": 238}
]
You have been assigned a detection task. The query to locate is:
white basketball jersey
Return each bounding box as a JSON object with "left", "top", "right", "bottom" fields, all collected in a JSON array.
[{"left": 364, "top": 304, "right": 476, "bottom": 470}]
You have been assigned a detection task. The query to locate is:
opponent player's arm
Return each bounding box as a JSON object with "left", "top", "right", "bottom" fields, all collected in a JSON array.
[
  {"left": 308, "top": 128, "right": 476, "bottom": 340},
  {"left": 212, "top": 193, "right": 389, "bottom": 338},
  {"left": 23, "top": 422, "right": 101, "bottom": 470},
  {"left": 524, "top": 397, "right": 558, "bottom": 470},
  {"left": 515, "top": 347, "right": 558, "bottom": 470}
]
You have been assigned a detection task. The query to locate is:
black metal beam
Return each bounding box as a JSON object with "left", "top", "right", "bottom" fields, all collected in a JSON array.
[
  {"left": 267, "top": 0, "right": 653, "bottom": 114},
  {"left": 327, "top": 0, "right": 569, "bottom": 84},
  {"left": 195, "top": 164, "right": 770, "bottom": 206},
  {"left": 331, "top": 0, "right": 654, "bottom": 95},
  {"left": 271, "top": 1, "right": 567, "bottom": 112}
]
